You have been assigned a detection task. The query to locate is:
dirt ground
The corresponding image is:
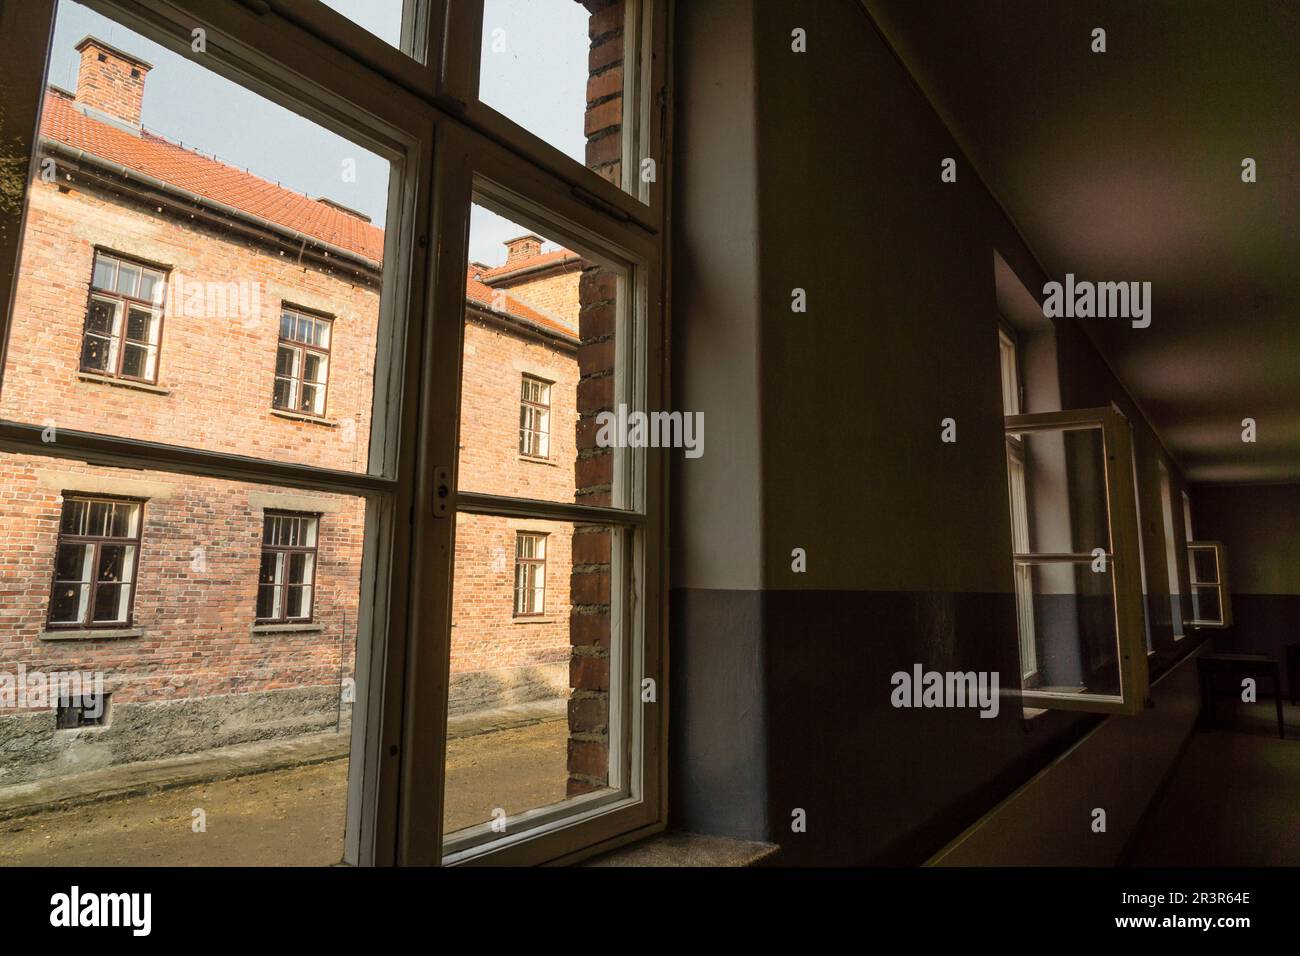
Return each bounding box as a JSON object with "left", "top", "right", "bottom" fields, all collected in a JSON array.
[{"left": 0, "top": 718, "right": 568, "bottom": 866}]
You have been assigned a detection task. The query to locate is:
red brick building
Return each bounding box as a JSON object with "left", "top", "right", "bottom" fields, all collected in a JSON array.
[{"left": 0, "top": 37, "right": 583, "bottom": 783}]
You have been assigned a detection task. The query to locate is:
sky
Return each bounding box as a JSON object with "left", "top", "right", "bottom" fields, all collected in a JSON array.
[{"left": 48, "top": 0, "right": 591, "bottom": 265}]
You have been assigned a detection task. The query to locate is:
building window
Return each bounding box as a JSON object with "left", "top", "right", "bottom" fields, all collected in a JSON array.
[
  {"left": 1158, "top": 461, "right": 1185, "bottom": 639},
  {"left": 1001, "top": 405, "right": 1149, "bottom": 714},
  {"left": 518, "top": 374, "right": 552, "bottom": 459},
  {"left": 82, "top": 250, "right": 166, "bottom": 382},
  {"left": 257, "top": 512, "right": 319, "bottom": 623},
  {"left": 48, "top": 496, "right": 143, "bottom": 628},
  {"left": 273, "top": 307, "right": 332, "bottom": 417},
  {"left": 1187, "top": 541, "right": 1231, "bottom": 627},
  {"left": 513, "top": 532, "right": 547, "bottom": 617}
]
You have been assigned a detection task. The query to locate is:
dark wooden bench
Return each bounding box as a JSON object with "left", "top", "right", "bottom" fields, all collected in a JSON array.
[{"left": 1197, "top": 653, "right": 1284, "bottom": 739}]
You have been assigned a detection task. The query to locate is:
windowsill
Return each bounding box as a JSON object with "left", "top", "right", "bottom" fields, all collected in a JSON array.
[
  {"left": 251, "top": 622, "right": 325, "bottom": 634},
  {"left": 511, "top": 616, "right": 558, "bottom": 625},
  {"left": 518, "top": 455, "right": 557, "bottom": 467},
  {"left": 40, "top": 627, "right": 143, "bottom": 641},
  {"left": 270, "top": 409, "right": 336, "bottom": 427},
  {"left": 77, "top": 371, "right": 170, "bottom": 395},
  {"left": 581, "top": 831, "right": 780, "bottom": 867}
]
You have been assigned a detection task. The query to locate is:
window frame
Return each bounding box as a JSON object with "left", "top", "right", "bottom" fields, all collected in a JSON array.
[
  {"left": 517, "top": 373, "right": 552, "bottom": 460},
  {"left": 81, "top": 248, "right": 168, "bottom": 385},
  {"left": 256, "top": 510, "right": 322, "bottom": 624},
  {"left": 273, "top": 304, "right": 334, "bottom": 419},
  {"left": 511, "top": 530, "right": 548, "bottom": 617},
  {"left": 46, "top": 493, "right": 145, "bottom": 630},
  {"left": 1002, "top": 406, "right": 1149, "bottom": 715},
  {"left": 0, "top": 0, "right": 669, "bottom": 869},
  {"left": 1186, "top": 540, "right": 1232, "bottom": 628},
  {"left": 444, "top": 0, "right": 667, "bottom": 230}
]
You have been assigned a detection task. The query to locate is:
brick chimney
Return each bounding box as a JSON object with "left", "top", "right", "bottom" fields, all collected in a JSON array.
[
  {"left": 74, "top": 37, "right": 152, "bottom": 127},
  {"left": 504, "top": 234, "right": 544, "bottom": 266}
]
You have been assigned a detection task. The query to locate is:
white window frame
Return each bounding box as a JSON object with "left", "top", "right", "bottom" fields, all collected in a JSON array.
[
  {"left": 0, "top": 0, "right": 668, "bottom": 870},
  {"left": 1186, "top": 540, "right": 1232, "bottom": 628},
  {"left": 1002, "top": 407, "right": 1149, "bottom": 715}
]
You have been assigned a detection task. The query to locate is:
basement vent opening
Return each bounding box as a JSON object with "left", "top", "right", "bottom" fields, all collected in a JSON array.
[{"left": 56, "top": 694, "right": 110, "bottom": 729}]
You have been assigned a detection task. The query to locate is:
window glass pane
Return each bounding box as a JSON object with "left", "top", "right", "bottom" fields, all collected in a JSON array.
[
  {"left": 316, "top": 0, "right": 426, "bottom": 61},
  {"left": 479, "top": 0, "right": 630, "bottom": 194},
  {"left": 1191, "top": 547, "right": 1218, "bottom": 583},
  {"left": 5, "top": 2, "right": 396, "bottom": 475},
  {"left": 60, "top": 499, "right": 86, "bottom": 534},
  {"left": 1011, "top": 426, "right": 1111, "bottom": 554},
  {"left": 85, "top": 298, "right": 115, "bottom": 334},
  {"left": 1019, "top": 561, "right": 1121, "bottom": 700},
  {"left": 461, "top": 203, "right": 631, "bottom": 506},
  {"left": 49, "top": 581, "right": 88, "bottom": 623},
  {"left": 138, "top": 270, "right": 161, "bottom": 304},
  {"left": 0, "top": 450, "right": 367, "bottom": 865},
  {"left": 447, "top": 514, "right": 619, "bottom": 848},
  {"left": 91, "top": 582, "right": 126, "bottom": 622},
  {"left": 114, "top": 261, "right": 140, "bottom": 297},
  {"left": 91, "top": 255, "right": 115, "bottom": 291},
  {"left": 54, "top": 542, "right": 92, "bottom": 582},
  {"left": 80, "top": 334, "right": 112, "bottom": 372},
  {"left": 1192, "top": 585, "right": 1222, "bottom": 623}
]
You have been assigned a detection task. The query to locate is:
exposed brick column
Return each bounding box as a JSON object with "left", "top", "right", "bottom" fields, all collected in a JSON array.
[{"left": 568, "top": 0, "right": 623, "bottom": 796}]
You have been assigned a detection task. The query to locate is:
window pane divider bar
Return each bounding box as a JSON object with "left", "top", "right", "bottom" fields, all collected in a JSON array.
[
  {"left": 0, "top": 420, "right": 391, "bottom": 496},
  {"left": 456, "top": 490, "right": 644, "bottom": 527}
]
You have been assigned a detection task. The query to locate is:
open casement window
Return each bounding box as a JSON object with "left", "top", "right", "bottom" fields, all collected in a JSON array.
[
  {"left": 1186, "top": 541, "right": 1232, "bottom": 628},
  {"left": 1003, "top": 407, "right": 1149, "bottom": 714}
]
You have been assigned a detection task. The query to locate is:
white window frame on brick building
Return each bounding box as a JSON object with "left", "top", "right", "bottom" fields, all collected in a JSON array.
[
  {"left": 512, "top": 531, "right": 548, "bottom": 617},
  {"left": 82, "top": 248, "right": 167, "bottom": 385},
  {"left": 518, "top": 374, "right": 552, "bottom": 459},
  {"left": 0, "top": 0, "right": 668, "bottom": 869}
]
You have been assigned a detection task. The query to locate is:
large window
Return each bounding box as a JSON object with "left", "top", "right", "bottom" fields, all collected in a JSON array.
[
  {"left": 1001, "top": 406, "right": 1149, "bottom": 714},
  {"left": 82, "top": 250, "right": 166, "bottom": 383},
  {"left": 257, "top": 512, "right": 320, "bottom": 623},
  {"left": 0, "top": 0, "right": 665, "bottom": 869},
  {"left": 48, "top": 495, "right": 143, "bottom": 629}
]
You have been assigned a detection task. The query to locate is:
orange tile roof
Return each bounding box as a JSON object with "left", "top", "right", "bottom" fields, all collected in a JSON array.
[
  {"left": 478, "top": 248, "right": 581, "bottom": 280},
  {"left": 39, "top": 90, "right": 384, "bottom": 264},
  {"left": 465, "top": 269, "right": 576, "bottom": 339}
]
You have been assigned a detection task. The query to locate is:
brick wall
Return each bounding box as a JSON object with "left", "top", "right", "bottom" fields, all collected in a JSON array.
[
  {"left": 0, "top": 180, "right": 379, "bottom": 474},
  {"left": 0, "top": 450, "right": 363, "bottom": 709},
  {"left": 568, "top": 0, "right": 625, "bottom": 795}
]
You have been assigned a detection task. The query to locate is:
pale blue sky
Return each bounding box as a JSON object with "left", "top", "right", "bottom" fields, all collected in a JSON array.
[{"left": 48, "top": 0, "right": 590, "bottom": 265}]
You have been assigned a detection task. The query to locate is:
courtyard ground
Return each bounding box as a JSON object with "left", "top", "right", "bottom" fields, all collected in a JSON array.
[{"left": 0, "top": 717, "right": 568, "bottom": 866}]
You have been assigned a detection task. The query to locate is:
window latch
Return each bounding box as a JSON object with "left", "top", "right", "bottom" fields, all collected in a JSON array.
[{"left": 433, "top": 466, "right": 452, "bottom": 518}]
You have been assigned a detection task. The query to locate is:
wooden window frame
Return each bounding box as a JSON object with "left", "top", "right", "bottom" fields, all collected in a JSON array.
[
  {"left": 0, "top": 0, "right": 668, "bottom": 869},
  {"left": 46, "top": 494, "right": 145, "bottom": 630},
  {"left": 517, "top": 373, "right": 552, "bottom": 460},
  {"left": 256, "top": 510, "right": 322, "bottom": 624},
  {"left": 1003, "top": 406, "right": 1149, "bottom": 715},
  {"left": 512, "top": 530, "right": 548, "bottom": 617},
  {"left": 1186, "top": 540, "right": 1232, "bottom": 628},
  {"left": 81, "top": 248, "right": 168, "bottom": 385},
  {"left": 273, "top": 305, "right": 334, "bottom": 418}
]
